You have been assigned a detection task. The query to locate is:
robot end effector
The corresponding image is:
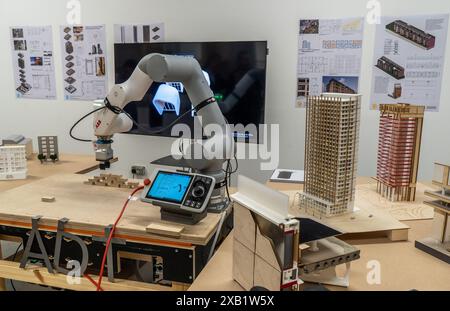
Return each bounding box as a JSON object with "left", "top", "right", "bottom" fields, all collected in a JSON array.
[{"left": 92, "top": 53, "right": 233, "bottom": 170}]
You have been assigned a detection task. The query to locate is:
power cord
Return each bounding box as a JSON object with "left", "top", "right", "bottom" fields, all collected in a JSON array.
[{"left": 89, "top": 185, "right": 144, "bottom": 291}]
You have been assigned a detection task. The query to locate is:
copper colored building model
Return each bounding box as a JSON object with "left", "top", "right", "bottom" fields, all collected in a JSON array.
[
  {"left": 300, "top": 93, "right": 361, "bottom": 217},
  {"left": 375, "top": 104, "right": 425, "bottom": 201}
]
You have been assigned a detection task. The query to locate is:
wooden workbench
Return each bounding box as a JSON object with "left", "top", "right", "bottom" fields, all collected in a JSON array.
[
  {"left": 0, "top": 153, "right": 112, "bottom": 193},
  {"left": 0, "top": 153, "right": 106, "bottom": 291},
  {"left": 189, "top": 180, "right": 450, "bottom": 291},
  {"left": 0, "top": 155, "right": 224, "bottom": 291}
]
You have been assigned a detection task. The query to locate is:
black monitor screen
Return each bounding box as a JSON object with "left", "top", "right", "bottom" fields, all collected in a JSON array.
[{"left": 114, "top": 41, "right": 267, "bottom": 143}]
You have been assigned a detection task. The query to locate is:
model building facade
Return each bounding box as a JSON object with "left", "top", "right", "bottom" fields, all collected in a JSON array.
[
  {"left": 301, "top": 93, "right": 361, "bottom": 217},
  {"left": 386, "top": 20, "right": 435, "bottom": 50},
  {"left": 37, "top": 136, "right": 59, "bottom": 163},
  {"left": 375, "top": 104, "right": 424, "bottom": 201},
  {"left": 0, "top": 145, "right": 27, "bottom": 180}
]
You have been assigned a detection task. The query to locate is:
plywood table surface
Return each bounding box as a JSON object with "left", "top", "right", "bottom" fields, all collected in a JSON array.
[
  {"left": 0, "top": 154, "right": 109, "bottom": 193},
  {"left": 190, "top": 220, "right": 450, "bottom": 291},
  {"left": 355, "top": 182, "right": 436, "bottom": 221},
  {"left": 0, "top": 174, "right": 221, "bottom": 246},
  {"left": 190, "top": 179, "right": 450, "bottom": 291}
]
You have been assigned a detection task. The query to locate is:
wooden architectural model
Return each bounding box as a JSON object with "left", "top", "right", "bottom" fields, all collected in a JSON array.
[
  {"left": 232, "top": 176, "right": 360, "bottom": 289},
  {"left": 300, "top": 93, "right": 361, "bottom": 217},
  {"left": 0, "top": 145, "right": 27, "bottom": 180},
  {"left": 415, "top": 163, "right": 450, "bottom": 264},
  {"left": 375, "top": 104, "right": 424, "bottom": 202},
  {"left": 1, "top": 134, "right": 33, "bottom": 159},
  {"left": 84, "top": 174, "right": 140, "bottom": 189},
  {"left": 37, "top": 136, "right": 59, "bottom": 163}
]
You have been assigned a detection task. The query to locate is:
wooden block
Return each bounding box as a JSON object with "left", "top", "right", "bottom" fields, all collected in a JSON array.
[
  {"left": 233, "top": 203, "right": 256, "bottom": 251},
  {"left": 146, "top": 222, "right": 185, "bottom": 238},
  {"left": 254, "top": 255, "right": 281, "bottom": 291},
  {"left": 41, "top": 196, "right": 55, "bottom": 203},
  {"left": 232, "top": 239, "right": 254, "bottom": 291},
  {"left": 387, "top": 229, "right": 409, "bottom": 241}
]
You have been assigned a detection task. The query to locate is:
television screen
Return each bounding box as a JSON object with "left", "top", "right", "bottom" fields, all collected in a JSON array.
[{"left": 114, "top": 41, "right": 267, "bottom": 143}]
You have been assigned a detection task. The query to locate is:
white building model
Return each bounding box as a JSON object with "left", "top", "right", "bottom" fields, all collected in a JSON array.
[{"left": 0, "top": 145, "right": 27, "bottom": 180}]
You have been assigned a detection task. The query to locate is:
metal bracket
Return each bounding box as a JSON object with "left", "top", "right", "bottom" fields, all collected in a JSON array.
[
  {"left": 54, "top": 217, "right": 89, "bottom": 275},
  {"left": 20, "top": 215, "right": 54, "bottom": 273},
  {"left": 92, "top": 225, "right": 126, "bottom": 282}
]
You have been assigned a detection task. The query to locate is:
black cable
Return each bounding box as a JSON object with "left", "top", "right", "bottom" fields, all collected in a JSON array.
[
  {"left": 10, "top": 242, "right": 23, "bottom": 291},
  {"left": 69, "top": 103, "right": 197, "bottom": 143},
  {"left": 69, "top": 106, "right": 106, "bottom": 142}
]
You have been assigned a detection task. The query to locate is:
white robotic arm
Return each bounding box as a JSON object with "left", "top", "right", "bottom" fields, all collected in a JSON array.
[{"left": 93, "top": 53, "right": 234, "bottom": 179}]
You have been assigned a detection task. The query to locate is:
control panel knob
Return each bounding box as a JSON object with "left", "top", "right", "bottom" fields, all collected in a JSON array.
[{"left": 192, "top": 182, "right": 206, "bottom": 198}]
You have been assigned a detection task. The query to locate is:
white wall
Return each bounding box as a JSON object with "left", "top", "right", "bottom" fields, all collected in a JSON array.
[{"left": 0, "top": 0, "right": 449, "bottom": 183}]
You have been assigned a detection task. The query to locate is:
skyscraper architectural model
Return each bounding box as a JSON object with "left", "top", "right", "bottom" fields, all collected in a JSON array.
[
  {"left": 375, "top": 104, "right": 425, "bottom": 202},
  {"left": 300, "top": 93, "right": 361, "bottom": 217}
]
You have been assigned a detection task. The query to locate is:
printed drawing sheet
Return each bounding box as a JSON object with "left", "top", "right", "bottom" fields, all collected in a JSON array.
[
  {"left": 10, "top": 26, "right": 57, "bottom": 100},
  {"left": 60, "top": 25, "right": 108, "bottom": 101},
  {"left": 296, "top": 17, "right": 364, "bottom": 108},
  {"left": 370, "top": 14, "right": 449, "bottom": 112},
  {"left": 114, "top": 23, "right": 165, "bottom": 44}
]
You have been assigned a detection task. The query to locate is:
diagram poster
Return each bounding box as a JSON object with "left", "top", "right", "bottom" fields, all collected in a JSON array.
[
  {"left": 60, "top": 25, "right": 107, "bottom": 101},
  {"left": 296, "top": 18, "right": 364, "bottom": 108},
  {"left": 10, "top": 26, "right": 57, "bottom": 100},
  {"left": 370, "top": 15, "right": 449, "bottom": 112},
  {"left": 113, "top": 23, "right": 165, "bottom": 44}
]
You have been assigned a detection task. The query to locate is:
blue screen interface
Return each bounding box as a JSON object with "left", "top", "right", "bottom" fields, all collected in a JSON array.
[{"left": 147, "top": 172, "right": 192, "bottom": 203}]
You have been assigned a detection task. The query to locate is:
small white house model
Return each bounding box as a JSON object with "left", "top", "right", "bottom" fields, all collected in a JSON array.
[{"left": 0, "top": 145, "right": 27, "bottom": 180}]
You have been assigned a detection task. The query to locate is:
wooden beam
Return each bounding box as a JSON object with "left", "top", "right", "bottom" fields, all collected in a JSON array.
[{"left": 0, "top": 259, "right": 172, "bottom": 291}]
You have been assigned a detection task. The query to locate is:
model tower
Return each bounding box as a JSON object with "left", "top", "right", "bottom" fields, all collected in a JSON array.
[
  {"left": 301, "top": 93, "right": 361, "bottom": 217},
  {"left": 375, "top": 104, "right": 424, "bottom": 201}
]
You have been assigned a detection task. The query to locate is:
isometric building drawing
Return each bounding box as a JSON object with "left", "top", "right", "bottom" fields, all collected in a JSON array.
[
  {"left": 389, "top": 83, "right": 402, "bottom": 99},
  {"left": 386, "top": 20, "right": 435, "bottom": 50},
  {"left": 375, "top": 56, "right": 405, "bottom": 80},
  {"left": 375, "top": 104, "right": 425, "bottom": 202},
  {"left": 297, "top": 78, "right": 310, "bottom": 97},
  {"left": 300, "top": 93, "right": 361, "bottom": 217}
]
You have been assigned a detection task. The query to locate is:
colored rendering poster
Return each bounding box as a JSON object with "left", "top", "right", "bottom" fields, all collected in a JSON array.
[{"left": 296, "top": 17, "right": 364, "bottom": 108}]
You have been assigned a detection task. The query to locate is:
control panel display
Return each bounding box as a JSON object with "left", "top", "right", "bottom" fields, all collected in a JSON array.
[{"left": 146, "top": 171, "right": 193, "bottom": 203}]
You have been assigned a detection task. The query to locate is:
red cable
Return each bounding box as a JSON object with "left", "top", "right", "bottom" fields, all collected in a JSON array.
[
  {"left": 91, "top": 185, "right": 145, "bottom": 291},
  {"left": 84, "top": 273, "right": 104, "bottom": 291}
]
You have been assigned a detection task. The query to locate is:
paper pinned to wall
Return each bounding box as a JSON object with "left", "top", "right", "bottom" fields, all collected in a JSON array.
[
  {"left": 296, "top": 18, "right": 364, "bottom": 108},
  {"left": 60, "top": 25, "right": 108, "bottom": 101},
  {"left": 10, "top": 26, "right": 57, "bottom": 100},
  {"left": 370, "top": 14, "right": 449, "bottom": 112},
  {"left": 113, "top": 23, "right": 165, "bottom": 44}
]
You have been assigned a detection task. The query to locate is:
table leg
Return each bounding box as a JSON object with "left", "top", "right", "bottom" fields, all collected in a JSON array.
[{"left": 0, "top": 242, "right": 6, "bottom": 291}]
